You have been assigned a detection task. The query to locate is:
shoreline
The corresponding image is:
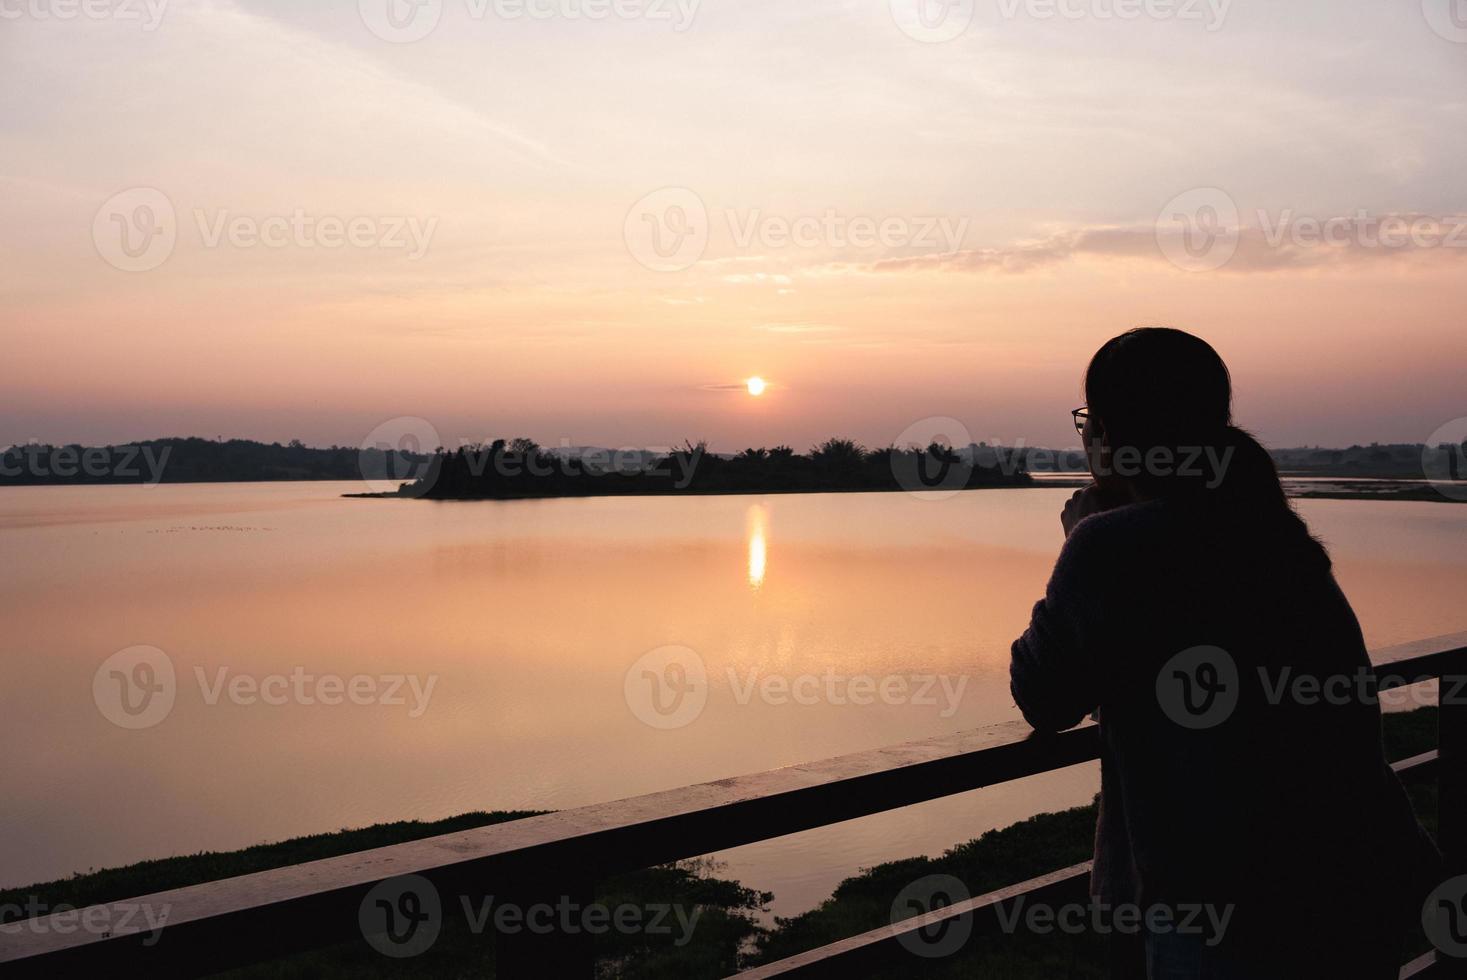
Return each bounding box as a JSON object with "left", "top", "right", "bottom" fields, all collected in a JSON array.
[{"left": 344, "top": 478, "right": 1466, "bottom": 504}]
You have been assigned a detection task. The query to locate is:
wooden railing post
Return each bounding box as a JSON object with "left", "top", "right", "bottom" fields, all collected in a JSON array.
[{"left": 1440, "top": 662, "right": 1467, "bottom": 872}]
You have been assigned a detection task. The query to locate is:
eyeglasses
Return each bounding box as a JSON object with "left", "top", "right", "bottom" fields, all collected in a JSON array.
[{"left": 1071, "top": 407, "right": 1089, "bottom": 437}]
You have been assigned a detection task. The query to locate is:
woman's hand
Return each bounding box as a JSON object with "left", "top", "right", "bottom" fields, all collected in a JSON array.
[{"left": 1061, "top": 484, "right": 1112, "bottom": 538}]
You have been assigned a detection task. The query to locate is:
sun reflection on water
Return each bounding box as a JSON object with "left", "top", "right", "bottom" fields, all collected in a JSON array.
[{"left": 746, "top": 503, "right": 768, "bottom": 589}]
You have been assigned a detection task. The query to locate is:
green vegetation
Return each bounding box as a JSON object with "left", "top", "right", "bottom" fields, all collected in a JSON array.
[{"left": 2, "top": 709, "right": 1442, "bottom": 977}]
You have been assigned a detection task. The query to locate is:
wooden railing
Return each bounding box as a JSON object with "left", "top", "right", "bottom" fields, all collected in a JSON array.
[{"left": 3, "top": 631, "right": 1465, "bottom": 978}]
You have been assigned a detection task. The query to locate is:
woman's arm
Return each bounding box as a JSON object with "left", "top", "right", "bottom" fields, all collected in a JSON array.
[{"left": 1009, "top": 509, "right": 1113, "bottom": 733}]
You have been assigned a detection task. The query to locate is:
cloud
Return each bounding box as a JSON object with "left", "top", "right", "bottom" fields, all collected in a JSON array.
[{"left": 867, "top": 215, "right": 1467, "bottom": 276}]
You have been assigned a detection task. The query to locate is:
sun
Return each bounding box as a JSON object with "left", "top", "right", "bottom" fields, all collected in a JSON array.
[{"left": 745, "top": 376, "right": 767, "bottom": 397}]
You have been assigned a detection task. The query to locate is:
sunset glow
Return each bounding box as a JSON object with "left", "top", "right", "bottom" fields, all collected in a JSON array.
[
  {"left": 1, "top": 1, "right": 1463, "bottom": 452},
  {"left": 746, "top": 377, "right": 768, "bottom": 398}
]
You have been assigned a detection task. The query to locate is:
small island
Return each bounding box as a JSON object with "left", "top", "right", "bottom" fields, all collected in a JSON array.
[{"left": 391, "top": 439, "right": 1034, "bottom": 500}]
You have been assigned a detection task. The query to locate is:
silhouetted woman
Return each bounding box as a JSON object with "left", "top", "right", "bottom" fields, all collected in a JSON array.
[{"left": 1010, "top": 328, "right": 1439, "bottom": 979}]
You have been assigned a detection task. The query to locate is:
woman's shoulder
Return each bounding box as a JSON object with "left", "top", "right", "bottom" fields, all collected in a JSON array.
[{"left": 1068, "top": 497, "right": 1176, "bottom": 544}]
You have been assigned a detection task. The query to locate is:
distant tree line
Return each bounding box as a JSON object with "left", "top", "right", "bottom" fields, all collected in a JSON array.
[
  {"left": 0, "top": 438, "right": 426, "bottom": 486},
  {"left": 408, "top": 438, "right": 1033, "bottom": 499},
  {"left": 5, "top": 435, "right": 1462, "bottom": 490}
]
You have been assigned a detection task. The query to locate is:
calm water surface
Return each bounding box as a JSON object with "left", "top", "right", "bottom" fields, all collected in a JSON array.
[{"left": 2, "top": 483, "right": 1464, "bottom": 914}]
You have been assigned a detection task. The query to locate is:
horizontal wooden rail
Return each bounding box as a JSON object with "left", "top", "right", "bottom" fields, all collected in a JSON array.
[
  {"left": 739, "top": 858, "right": 1445, "bottom": 980},
  {"left": 0, "top": 721, "right": 1102, "bottom": 975},
  {"left": 732, "top": 862, "right": 1093, "bottom": 979},
  {"left": 2, "top": 630, "right": 1464, "bottom": 977}
]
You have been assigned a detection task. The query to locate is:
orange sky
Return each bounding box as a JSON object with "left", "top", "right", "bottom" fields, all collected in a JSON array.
[{"left": 3, "top": 0, "right": 1465, "bottom": 451}]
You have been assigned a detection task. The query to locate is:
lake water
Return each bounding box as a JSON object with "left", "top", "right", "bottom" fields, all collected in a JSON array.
[{"left": 2, "top": 483, "right": 1464, "bottom": 915}]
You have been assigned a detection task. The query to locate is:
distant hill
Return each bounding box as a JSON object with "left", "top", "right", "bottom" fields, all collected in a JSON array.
[{"left": 0, "top": 437, "right": 428, "bottom": 486}]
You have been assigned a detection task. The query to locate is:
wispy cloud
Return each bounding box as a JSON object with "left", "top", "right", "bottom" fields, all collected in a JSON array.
[{"left": 868, "top": 216, "right": 1467, "bottom": 275}]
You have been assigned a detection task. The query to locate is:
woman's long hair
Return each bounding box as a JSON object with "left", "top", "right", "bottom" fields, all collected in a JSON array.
[{"left": 1084, "top": 327, "right": 1329, "bottom": 566}]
